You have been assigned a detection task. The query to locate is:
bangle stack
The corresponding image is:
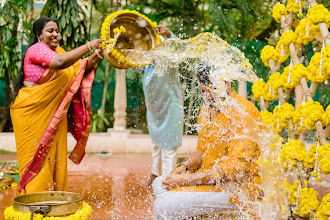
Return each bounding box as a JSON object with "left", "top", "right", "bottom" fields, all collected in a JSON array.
[
  {"left": 87, "top": 41, "right": 103, "bottom": 59},
  {"left": 87, "top": 41, "right": 93, "bottom": 52}
]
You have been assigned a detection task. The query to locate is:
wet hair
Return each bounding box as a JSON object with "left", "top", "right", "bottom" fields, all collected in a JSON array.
[
  {"left": 197, "top": 63, "right": 212, "bottom": 86},
  {"left": 14, "top": 17, "right": 58, "bottom": 97}
]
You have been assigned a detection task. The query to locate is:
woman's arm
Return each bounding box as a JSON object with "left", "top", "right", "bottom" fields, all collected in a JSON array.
[
  {"left": 49, "top": 39, "right": 103, "bottom": 69},
  {"left": 85, "top": 49, "right": 103, "bottom": 73}
]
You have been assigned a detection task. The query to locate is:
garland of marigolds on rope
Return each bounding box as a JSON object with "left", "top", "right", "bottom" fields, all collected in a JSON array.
[
  {"left": 252, "top": 1, "right": 330, "bottom": 219},
  {"left": 4, "top": 202, "right": 92, "bottom": 220},
  {"left": 100, "top": 9, "right": 161, "bottom": 68}
]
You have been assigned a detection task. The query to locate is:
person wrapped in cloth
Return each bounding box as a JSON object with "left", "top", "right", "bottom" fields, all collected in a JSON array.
[{"left": 152, "top": 62, "right": 264, "bottom": 219}]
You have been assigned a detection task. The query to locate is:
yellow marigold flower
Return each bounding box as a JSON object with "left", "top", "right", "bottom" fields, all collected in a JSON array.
[
  {"left": 260, "top": 45, "right": 276, "bottom": 67},
  {"left": 296, "top": 187, "right": 319, "bottom": 217},
  {"left": 293, "top": 100, "right": 326, "bottom": 131},
  {"left": 279, "top": 140, "right": 306, "bottom": 168},
  {"left": 272, "top": 4, "right": 287, "bottom": 23},
  {"left": 252, "top": 79, "right": 265, "bottom": 102},
  {"left": 286, "top": 0, "right": 305, "bottom": 14},
  {"left": 307, "top": 44, "right": 330, "bottom": 83},
  {"left": 119, "top": 26, "right": 126, "bottom": 33},
  {"left": 281, "top": 64, "right": 307, "bottom": 89},
  {"left": 316, "top": 193, "right": 330, "bottom": 219},
  {"left": 113, "top": 27, "right": 120, "bottom": 33}
]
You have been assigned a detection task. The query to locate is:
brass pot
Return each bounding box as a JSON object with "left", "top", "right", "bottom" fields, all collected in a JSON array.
[
  {"left": 103, "top": 12, "right": 158, "bottom": 69},
  {"left": 13, "top": 191, "right": 83, "bottom": 216}
]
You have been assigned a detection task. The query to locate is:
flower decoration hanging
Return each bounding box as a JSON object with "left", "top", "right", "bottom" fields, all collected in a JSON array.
[
  {"left": 293, "top": 100, "right": 326, "bottom": 131},
  {"left": 252, "top": 79, "right": 266, "bottom": 102},
  {"left": 272, "top": 4, "right": 287, "bottom": 23},
  {"left": 260, "top": 45, "right": 277, "bottom": 67}
]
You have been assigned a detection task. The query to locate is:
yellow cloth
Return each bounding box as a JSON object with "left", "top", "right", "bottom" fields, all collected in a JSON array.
[
  {"left": 171, "top": 91, "right": 263, "bottom": 218},
  {"left": 10, "top": 47, "right": 81, "bottom": 194}
]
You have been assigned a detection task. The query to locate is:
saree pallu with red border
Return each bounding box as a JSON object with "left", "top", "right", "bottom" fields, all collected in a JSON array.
[{"left": 10, "top": 47, "right": 95, "bottom": 193}]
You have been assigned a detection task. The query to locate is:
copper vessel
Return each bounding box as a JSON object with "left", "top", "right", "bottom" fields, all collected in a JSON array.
[
  {"left": 13, "top": 191, "right": 83, "bottom": 216},
  {"left": 103, "top": 12, "right": 158, "bottom": 69}
]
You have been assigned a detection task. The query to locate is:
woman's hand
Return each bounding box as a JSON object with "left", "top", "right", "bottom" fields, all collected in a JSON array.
[
  {"left": 162, "top": 174, "right": 190, "bottom": 190},
  {"left": 89, "top": 39, "right": 103, "bottom": 50},
  {"left": 168, "top": 165, "right": 187, "bottom": 176},
  {"left": 157, "top": 24, "right": 171, "bottom": 38}
]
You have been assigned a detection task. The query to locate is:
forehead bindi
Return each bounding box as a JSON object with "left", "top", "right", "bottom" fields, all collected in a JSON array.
[{"left": 43, "top": 21, "right": 58, "bottom": 31}]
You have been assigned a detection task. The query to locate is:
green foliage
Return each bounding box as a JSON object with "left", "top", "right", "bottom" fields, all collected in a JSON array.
[
  {"left": 42, "top": 0, "right": 87, "bottom": 50},
  {"left": 0, "top": 28, "right": 20, "bottom": 79},
  {"left": 129, "top": 0, "right": 274, "bottom": 41},
  {"left": 0, "top": 0, "right": 29, "bottom": 93},
  {"left": 91, "top": 108, "right": 111, "bottom": 132}
]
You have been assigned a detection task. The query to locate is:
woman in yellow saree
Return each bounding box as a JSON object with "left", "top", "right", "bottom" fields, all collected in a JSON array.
[{"left": 10, "top": 17, "right": 103, "bottom": 194}]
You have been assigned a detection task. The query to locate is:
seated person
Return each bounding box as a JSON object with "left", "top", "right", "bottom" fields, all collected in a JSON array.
[{"left": 152, "top": 64, "right": 263, "bottom": 220}]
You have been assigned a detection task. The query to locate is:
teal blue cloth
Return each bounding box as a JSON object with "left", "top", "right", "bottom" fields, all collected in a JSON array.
[{"left": 142, "top": 32, "right": 183, "bottom": 150}]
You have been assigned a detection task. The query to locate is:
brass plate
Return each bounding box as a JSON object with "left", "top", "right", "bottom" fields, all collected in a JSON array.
[
  {"left": 0, "top": 177, "right": 15, "bottom": 187},
  {"left": 13, "top": 191, "right": 83, "bottom": 216},
  {"left": 103, "top": 12, "right": 157, "bottom": 69}
]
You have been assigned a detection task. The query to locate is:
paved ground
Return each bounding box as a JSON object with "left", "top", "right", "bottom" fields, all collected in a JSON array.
[
  {"left": 1, "top": 153, "right": 330, "bottom": 220},
  {"left": 0, "top": 154, "right": 155, "bottom": 220}
]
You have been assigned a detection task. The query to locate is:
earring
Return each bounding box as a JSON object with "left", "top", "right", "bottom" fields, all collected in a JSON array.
[{"left": 38, "top": 37, "right": 41, "bottom": 42}]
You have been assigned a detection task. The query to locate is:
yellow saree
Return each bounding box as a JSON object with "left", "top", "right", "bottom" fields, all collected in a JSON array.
[{"left": 10, "top": 47, "right": 94, "bottom": 194}]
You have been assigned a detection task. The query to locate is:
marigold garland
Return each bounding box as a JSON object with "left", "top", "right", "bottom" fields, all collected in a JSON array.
[
  {"left": 318, "top": 143, "right": 330, "bottom": 175},
  {"left": 272, "top": 103, "right": 294, "bottom": 132},
  {"left": 252, "top": 79, "right": 265, "bottom": 102},
  {"left": 294, "top": 18, "right": 315, "bottom": 45},
  {"left": 284, "top": 179, "right": 299, "bottom": 205},
  {"left": 286, "top": 0, "right": 305, "bottom": 15},
  {"left": 316, "top": 193, "right": 330, "bottom": 220},
  {"left": 262, "top": 80, "right": 278, "bottom": 101},
  {"left": 322, "top": 105, "right": 330, "bottom": 126},
  {"left": 304, "top": 141, "right": 317, "bottom": 170},
  {"left": 274, "top": 30, "right": 296, "bottom": 63},
  {"left": 260, "top": 110, "right": 273, "bottom": 126},
  {"left": 294, "top": 187, "right": 319, "bottom": 217},
  {"left": 281, "top": 63, "right": 307, "bottom": 89},
  {"left": 4, "top": 201, "right": 92, "bottom": 220},
  {"left": 307, "top": 44, "right": 330, "bottom": 83},
  {"left": 279, "top": 140, "right": 306, "bottom": 169},
  {"left": 260, "top": 45, "right": 276, "bottom": 67},
  {"left": 307, "top": 4, "right": 330, "bottom": 26},
  {"left": 272, "top": 4, "right": 287, "bottom": 23},
  {"left": 293, "top": 100, "right": 326, "bottom": 131},
  {"left": 101, "top": 9, "right": 161, "bottom": 68}
]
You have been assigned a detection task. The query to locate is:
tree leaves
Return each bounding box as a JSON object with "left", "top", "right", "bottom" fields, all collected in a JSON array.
[{"left": 45, "top": 0, "right": 87, "bottom": 50}]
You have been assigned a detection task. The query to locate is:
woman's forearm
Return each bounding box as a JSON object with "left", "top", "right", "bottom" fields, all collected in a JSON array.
[
  {"left": 187, "top": 164, "right": 227, "bottom": 186},
  {"left": 85, "top": 52, "right": 102, "bottom": 73},
  {"left": 50, "top": 44, "right": 90, "bottom": 69}
]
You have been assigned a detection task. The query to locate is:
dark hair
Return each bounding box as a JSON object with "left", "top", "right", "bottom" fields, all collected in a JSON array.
[
  {"left": 197, "top": 63, "right": 212, "bottom": 86},
  {"left": 14, "top": 17, "right": 58, "bottom": 97}
]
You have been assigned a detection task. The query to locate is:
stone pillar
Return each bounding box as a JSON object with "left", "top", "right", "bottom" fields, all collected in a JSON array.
[
  {"left": 113, "top": 69, "right": 127, "bottom": 130},
  {"left": 238, "top": 81, "right": 247, "bottom": 99}
]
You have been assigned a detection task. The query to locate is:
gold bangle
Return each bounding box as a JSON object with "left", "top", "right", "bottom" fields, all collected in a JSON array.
[
  {"left": 87, "top": 41, "right": 93, "bottom": 53},
  {"left": 95, "top": 50, "right": 103, "bottom": 59}
]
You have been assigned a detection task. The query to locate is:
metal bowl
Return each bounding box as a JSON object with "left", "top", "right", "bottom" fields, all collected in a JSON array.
[
  {"left": 13, "top": 191, "right": 83, "bottom": 216},
  {"left": 0, "top": 177, "right": 15, "bottom": 187},
  {"left": 103, "top": 12, "right": 158, "bottom": 69}
]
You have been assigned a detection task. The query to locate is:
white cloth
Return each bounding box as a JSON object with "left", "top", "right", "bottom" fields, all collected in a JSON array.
[
  {"left": 152, "top": 176, "right": 236, "bottom": 220},
  {"left": 151, "top": 144, "right": 177, "bottom": 176}
]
